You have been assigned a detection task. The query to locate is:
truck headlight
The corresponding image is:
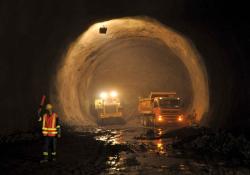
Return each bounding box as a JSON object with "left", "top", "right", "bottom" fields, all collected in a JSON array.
[
  {"left": 178, "top": 115, "right": 183, "bottom": 122},
  {"left": 157, "top": 115, "right": 163, "bottom": 122}
]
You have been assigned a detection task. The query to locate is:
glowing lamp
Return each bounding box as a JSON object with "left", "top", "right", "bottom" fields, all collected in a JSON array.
[
  {"left": 110, "top": 91, "right": 118, "bottom": 97},
  {"left": 178, "top": 115, "right": 183, "bottom": 122},
  {"left": 158, "top": 115, "right": 163, "bottom": 122},
  {"left": 100, "top": 92, "right": 108, "bottom": 99}
]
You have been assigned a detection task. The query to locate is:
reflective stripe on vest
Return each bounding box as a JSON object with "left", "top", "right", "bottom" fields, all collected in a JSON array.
[{"left": 42, "top": 113, "right": 58, "bottom": 137}]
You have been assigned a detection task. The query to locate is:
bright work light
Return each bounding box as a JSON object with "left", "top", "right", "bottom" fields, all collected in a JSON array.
[
  {"left": 110, "top": 91, "right": 118, "bottom": 97},
  {"left": 100, "top": 92, "right": 108, "bottom": 99}
]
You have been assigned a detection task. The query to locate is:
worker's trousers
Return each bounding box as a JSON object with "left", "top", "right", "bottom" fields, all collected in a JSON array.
[{"left": 42, "top": 136, "right": 57, "bottom": 159}]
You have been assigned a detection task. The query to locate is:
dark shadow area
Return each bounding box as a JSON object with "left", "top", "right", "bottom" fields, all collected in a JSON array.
[{"left": 161, "top": 127, "right": 250, "bottom": 166}]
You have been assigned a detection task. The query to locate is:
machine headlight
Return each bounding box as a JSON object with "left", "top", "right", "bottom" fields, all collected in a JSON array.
[
  {"left": 110, "top": 91, "right": 118, "bottom": 97},
  {"left": 100, "top": 92, "right": 108, "bottom": 99}
]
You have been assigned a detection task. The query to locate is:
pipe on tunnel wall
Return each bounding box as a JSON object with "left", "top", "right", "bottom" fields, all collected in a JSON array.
[{"left": 52, "top": 17, "right": 209, "bottom": 127}]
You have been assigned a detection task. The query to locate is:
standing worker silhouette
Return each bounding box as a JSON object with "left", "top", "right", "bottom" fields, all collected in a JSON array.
[{"left": 39, "top": 104, "right": 61, "bottom": 163}]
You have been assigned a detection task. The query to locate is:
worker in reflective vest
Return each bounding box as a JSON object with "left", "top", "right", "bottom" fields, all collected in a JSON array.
[{"left": 39, "top": 103, "right": 61, "bottom": 163}]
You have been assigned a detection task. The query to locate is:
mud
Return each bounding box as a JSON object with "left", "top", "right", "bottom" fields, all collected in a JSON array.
[
  {"left": 96, "top": 126, "right": 250, "bottom": 175},
  {"left": 0, "top": 131, "right": 124, "bottom": 175},
  {"left": 1, "top": 126, "right": 250, "bottom": 175}
]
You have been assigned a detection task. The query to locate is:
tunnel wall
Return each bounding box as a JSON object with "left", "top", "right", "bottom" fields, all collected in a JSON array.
[
  {"left": 0, "top": 0, "right": 249, "bottom": 134},
  {"left": 54, "top": 17, "right": 209, "bottom": 126}
]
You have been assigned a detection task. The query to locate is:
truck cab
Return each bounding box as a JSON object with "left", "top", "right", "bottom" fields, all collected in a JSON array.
[
  {"left": 138, "top": 92, "right": 186, "bottom": 128},
  {"left": 152, "top": 96, "right": 184, "bottom": 126}
]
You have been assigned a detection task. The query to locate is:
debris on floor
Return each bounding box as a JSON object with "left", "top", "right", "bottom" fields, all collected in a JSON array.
[{"left": 163, "top": 127, "right": 250, "bottom": 166}]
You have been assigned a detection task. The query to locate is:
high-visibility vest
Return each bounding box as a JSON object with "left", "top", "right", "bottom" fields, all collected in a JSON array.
[{"left": 42, "top": 113, "right": 58, "bottom": 137}]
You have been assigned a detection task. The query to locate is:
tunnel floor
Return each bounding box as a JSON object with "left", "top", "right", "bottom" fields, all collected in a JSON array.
[
  {"left": 98, "top": 125, "right": 250, "bottom": 175},
  {"left": 0, "top": 131, "right": 126, "bottom": 175},
  {"left": 1, "top": 124, "right": 250, "bottom": 175}
]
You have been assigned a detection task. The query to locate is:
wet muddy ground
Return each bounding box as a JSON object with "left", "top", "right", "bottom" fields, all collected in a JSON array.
[
  {"left": 96, "top": 126, "right": 250, "bottom": 175},
  {"left": 1, "top": 124, "right": 250, "bottom": 175},
  {"left": 0, "top": 130, "right": 124, "bottom": 175}
]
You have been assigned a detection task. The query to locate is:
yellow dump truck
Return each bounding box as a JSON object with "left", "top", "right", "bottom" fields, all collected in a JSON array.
[
  {"left": 138, "top": 92, "right": 186, "bottom": 128},
  {"left": 95, "top": 91, "right": 123, "bottom": 122}
]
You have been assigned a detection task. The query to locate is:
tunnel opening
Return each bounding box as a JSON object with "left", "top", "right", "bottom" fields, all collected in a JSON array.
[
  {"left": 82, "top": 37, "right": 194, "bottom": 122},
  {"left": 52, "top": 17, "right": 209, "bottom": 127}
]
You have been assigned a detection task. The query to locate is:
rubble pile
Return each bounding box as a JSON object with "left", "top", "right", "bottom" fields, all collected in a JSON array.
[{"left": 169, "top": 127, "right": 250, "bottom": 165}]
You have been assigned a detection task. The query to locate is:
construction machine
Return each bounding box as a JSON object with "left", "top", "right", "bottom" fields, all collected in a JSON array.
[{"left": 95, "top": 91, "right": 123, "bottom": 124}]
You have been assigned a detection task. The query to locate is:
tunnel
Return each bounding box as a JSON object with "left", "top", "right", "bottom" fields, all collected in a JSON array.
[
  {"left": 2, "top": 1, "right": 250, "bottom": 174},
  {"left": 53, "top": 17, "right": 209, "bottom": 126},
  {"left": 0, "top": 0, "right": 249, "bottom": 135}
]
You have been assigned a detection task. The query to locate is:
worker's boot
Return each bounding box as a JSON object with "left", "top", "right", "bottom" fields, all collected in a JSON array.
[
  {"left": 40, "top": 152, "right": 49, "bottom": 163},
  {"left": 51, "top": 152, "right": 56, "bottom": 162}
]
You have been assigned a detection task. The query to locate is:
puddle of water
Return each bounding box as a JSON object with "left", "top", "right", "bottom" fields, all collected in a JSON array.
[
  {"left": 157, "top": 128, "right": 164, "bottom": 136},
  {"left": 106, "top": 155, "right": 125, "bottom": 171},
  {"left": 99, "top": 128, "right": 250, "bottom": 175},
  {"left": 179, "top": 164, "right": 187, "bottom": 171},
  {"left": 139, "top": 138, "right": 168, "bottom": 155},
  {"left": 95, "top": 129, "right": 125, "bottom": 145},
  {"left": 104, "top": 153, "right": 129, "bottom": 174},
  {"left": 155, "top": 139, "right": 165, "bottom": 155}
]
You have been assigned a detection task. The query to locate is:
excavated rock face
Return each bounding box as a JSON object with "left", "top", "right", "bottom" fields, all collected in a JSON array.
[
  {"left": 0, "top": 0, "right": 249, "bottom": 134},
  {"left": 53, "top": 17, "right": 208, "bottom": 126}
]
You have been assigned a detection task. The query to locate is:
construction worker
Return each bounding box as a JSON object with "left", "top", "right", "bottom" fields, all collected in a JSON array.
[{"left": 39, "top": 103, "right": 61, "bottom": 163}]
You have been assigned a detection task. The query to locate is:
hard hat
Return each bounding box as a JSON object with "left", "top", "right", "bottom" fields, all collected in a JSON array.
[{"left": 46, "top": 104, "right": 53, "bottom": 110}]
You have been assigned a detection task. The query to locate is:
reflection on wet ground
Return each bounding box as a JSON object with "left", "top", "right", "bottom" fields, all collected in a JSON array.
[
  {"left": 95, "top": 129, "right": 125, "bottom": 145},
  {"left": 95, "top": 126, "right": 250, "bottom": 175}
]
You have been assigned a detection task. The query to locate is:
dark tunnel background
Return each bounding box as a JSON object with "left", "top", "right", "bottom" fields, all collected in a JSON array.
[{"left": 0, "top": 0, "right": 250, "bottom": 135}]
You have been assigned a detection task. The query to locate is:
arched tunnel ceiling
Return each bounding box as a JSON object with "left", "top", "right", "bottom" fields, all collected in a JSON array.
[{"left": 53, "top": 17, "right": 209, "bottom": 126}]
